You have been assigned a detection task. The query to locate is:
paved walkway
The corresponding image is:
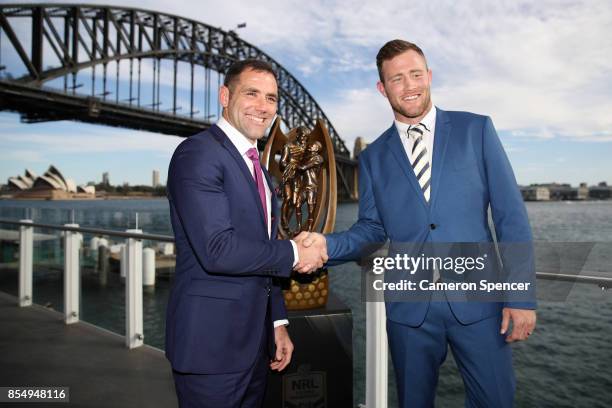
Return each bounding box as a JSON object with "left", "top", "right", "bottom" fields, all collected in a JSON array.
[{"left": 0, "top": 291, "right": 177, "bottom": 407}]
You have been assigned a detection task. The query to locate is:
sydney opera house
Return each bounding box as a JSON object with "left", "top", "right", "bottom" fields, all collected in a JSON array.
[{"left": 5, "top": 166, "right": 95, "bottom": 199}]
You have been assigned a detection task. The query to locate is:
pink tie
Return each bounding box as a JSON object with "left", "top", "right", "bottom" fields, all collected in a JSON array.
[{"left": 246, "top": 148, "right": 268, "bottom": 227}]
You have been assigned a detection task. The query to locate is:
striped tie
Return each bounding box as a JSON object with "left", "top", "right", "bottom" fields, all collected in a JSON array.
[
  {"left": 409, "top": 124, "right": 439, "bottom": 282},
  {"left": 408, "top": 123, "right": 431, "bottom": 202}
]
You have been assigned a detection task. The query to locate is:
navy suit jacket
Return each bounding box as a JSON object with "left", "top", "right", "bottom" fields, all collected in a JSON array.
[
  {"left": 165, "top": 124, "right": 294, "bottom": 374},
  {"left": 326, "top": 108, "right": 536, "bottom": 326}
]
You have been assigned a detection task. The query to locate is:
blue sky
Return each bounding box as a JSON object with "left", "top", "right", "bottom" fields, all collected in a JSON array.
[{"left": 1, "top": 0, "right": 611, "bottom": 186}]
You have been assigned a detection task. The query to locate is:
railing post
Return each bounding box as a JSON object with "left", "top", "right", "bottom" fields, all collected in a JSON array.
[
  {"left": 64, "top": 224, "right": 81, "bottom": 324},
  {"left": 143, "top": 247, "right": 156, "bottom": 287},
  {"left": 365, "top": 301, "right": 388, "bottom": 408},
  {"left": 120, "top": 244, "right": 127, "bottom": 279},
  {"left": 18, "top": 219, "right": 33, "bottom": 307},
  {"left": 125, "top": 229, "right": 143, "bottom": 349}
]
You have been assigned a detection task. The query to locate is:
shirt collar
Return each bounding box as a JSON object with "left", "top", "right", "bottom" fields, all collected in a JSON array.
[
  {"left": 217, "top": 116, "right": 257, "bottom": 157},
  {"left": 394, "top": 104, "right": 437, "bottom": 136}
]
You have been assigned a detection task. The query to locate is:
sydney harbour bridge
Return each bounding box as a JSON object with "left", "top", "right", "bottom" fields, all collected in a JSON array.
[{"left": 0, "top": 3, "right": 358, "bottom": 199}]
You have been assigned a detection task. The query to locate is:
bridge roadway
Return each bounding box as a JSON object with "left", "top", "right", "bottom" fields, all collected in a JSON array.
[{"left": 0, "top": 291, "right": 178, "bottom": 407}]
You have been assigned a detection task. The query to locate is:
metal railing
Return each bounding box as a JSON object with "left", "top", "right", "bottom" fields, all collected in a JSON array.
[
  {"left": 363, "top": 259, "right": 612, "bottom": 408},
  {"left": 0, "top": 217, "right": 173, "bottom": 349},
  {"left": 0, "top": 218, "right": 174, "bottom": 241},
  {"left": 2, "top": 218, "right": 612, "bottom": 407}
]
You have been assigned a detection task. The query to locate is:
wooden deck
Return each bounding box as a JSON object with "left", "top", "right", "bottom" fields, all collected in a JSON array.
[{"left": 0, "top": 291, "right": 177, "bottom": 407}]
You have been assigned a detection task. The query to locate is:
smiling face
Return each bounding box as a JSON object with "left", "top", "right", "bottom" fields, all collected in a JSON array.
[
  {"left": 376, "top": 50, "right": 433, "bottom": 125},
  {"left": 220, "top": 68, "right": 278, "bottom": 144}
]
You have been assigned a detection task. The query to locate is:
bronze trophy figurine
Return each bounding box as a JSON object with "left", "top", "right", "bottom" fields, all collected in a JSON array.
[
  {"left": 279, "top": 126, "right": 309, "bottom": 235},
  {"left": 262, "top": 118, "right": 337, "bottom": 310},
  {"left": 300, "top": 141, "right": 324, "bottom": 232}
]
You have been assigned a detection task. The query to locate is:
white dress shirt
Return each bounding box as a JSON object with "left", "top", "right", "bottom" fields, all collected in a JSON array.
[
  {"left": 395, "top": 105, "right": 437, "bottom": 169},
  {"left": 217, "top": 117, "right": 293, "bottom": 327},
  {"left": 217, "top": 117, "right": 273, "bottom": 237}
]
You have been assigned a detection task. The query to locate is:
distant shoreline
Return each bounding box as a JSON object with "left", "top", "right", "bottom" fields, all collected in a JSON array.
[
  {"left": 0, "top": 195, "right": 168, "bottom": 201},
  {"left": 523, "top": 198, "right": 611, "bottom": 202},
  {"left": 1, "top": 195, "right": 610, "bottom": 203}
]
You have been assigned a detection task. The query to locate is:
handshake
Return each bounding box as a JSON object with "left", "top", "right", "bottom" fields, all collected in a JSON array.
[{"left": 293, "top": 232, "right": 328, "bottom": 274}]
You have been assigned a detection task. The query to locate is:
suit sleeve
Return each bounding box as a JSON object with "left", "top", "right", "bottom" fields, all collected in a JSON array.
[
  {"left": 269, "top": 283, "right": 288, "bottom": 322},
  {"left": 482, "top": 116, "right": 537, "bottom": 309},
  {"left": 168, "top": 140, "right": 294, "bottom": 277},
  {"left": 325, "top": 151, "right": 387, "bottom": 264}
]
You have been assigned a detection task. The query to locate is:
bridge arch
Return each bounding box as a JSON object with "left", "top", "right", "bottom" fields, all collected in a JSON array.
[{"left": 0, "top": 3, "right": 350, "bottom": 156}]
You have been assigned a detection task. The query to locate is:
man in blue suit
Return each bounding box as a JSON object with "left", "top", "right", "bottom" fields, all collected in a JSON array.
[
  {"left": 297, "top": 40, "right": 537, "bottom": 407},
  {"left": 166, "top": 59, "right": 326, "bottom": 407}
]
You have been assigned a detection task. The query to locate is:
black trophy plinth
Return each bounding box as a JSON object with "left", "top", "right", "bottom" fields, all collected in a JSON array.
[{"left": 265, "top": 291, "right": 353, "bottom": 408}]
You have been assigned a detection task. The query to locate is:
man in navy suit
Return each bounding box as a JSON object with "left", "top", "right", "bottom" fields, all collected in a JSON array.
[
  {"left": 166, "top": 59, "right": 327, "bottom": 407},
  {"left": 297, "top": 40, "right": 537, "bottom": 407}
]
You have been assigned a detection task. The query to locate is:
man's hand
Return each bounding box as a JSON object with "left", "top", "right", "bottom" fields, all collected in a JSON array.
[
  {"left": 293, "top": 232, "right": 327, "bottom": 273},
  {"left": 270, "top": 325, "right": 293, "bottom": 371},
  {"left": 501, "top": 308, "right": 536, "bottom": 342}
]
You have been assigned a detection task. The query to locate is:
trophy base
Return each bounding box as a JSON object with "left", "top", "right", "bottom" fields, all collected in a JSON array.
[
  {"left": 283, "top": 268, "right": 329, "bottom": 310},
  {"left": 265, "top": 291, "right": 353, "bottom": 407}
]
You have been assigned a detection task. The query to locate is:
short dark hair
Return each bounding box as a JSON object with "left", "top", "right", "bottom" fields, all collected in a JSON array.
[
  {"left": 376, "top": 40, "right": 427, "bottom": 82},
  {"left": 223, "top": 59, "right": 277, "bottom": 89}
]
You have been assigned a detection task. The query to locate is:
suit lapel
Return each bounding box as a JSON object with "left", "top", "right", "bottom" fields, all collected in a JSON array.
[
  {"left": 385, "top": 125, "right": 429, "bottom": 211},
  {"left": 429, "top": 108, "right": 451, "bottom": 207},
  {"left": 209, "top": 125, "right": 268, "bottom": 234}
]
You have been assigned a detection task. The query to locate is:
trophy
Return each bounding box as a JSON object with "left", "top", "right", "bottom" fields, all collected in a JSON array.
[{"left": 262, "top": 118, "right": 337, "bottom": 310}]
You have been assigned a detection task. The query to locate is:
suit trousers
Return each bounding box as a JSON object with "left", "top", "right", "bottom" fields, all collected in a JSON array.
[
  {"left": 387, "top": 295, "right": 515, "bottom": 408},
  {"left": 172, "top": 310, "right": 271, "bottom": 408}
]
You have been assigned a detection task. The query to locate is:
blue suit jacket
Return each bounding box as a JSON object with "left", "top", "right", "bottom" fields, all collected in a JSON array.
[
  {"left": 165, "top": 125, "right": 294, "bottom": 374},
  {"left": 326, "top": 108, "right": 536, "bottom": 326}
]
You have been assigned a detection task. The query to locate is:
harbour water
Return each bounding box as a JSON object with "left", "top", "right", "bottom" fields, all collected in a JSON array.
[{"left": 0, "top": 199, "right": 611, "bottom": 407}]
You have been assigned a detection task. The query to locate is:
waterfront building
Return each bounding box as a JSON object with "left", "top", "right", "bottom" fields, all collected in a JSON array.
[
  {"left": 577, "top": 183, "right": 589, "bottom": 200},
  {"left": 353, "top": 137, "right": 369, "bottom": 158},
  {"left": 78, "top": 185, "right": 96, "bottom": 195},
  {"left": 589, "top": 182, "right": 612, "bottom": 199},
  {"left": 31, "top": 165, "right": 77, "bottom": 193},
  {"left": 6, "top": 165, "right": 95, "bottom": 200},
  {"left": 7, "top": 169, "right": 37, "bottom": 191},
  {"left": 152, "top": 170, "right": 160, "bottom": 188},
  {"left": 535, "top": 183, "right": 587, "bottom": 201},
  {"left": 521, "top": 186, "right": 550, "bottom": 201}
]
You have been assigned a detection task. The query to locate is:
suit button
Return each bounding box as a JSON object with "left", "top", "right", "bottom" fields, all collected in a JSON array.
[{"left": 430, "top": 223, "right": 437, "bottom": 230}]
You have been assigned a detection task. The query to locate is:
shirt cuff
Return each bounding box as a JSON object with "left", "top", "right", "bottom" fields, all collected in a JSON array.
[
  {"left": 273, "top": 319, "right": 289, "bottom": 328},
  {"left": 290, "top": 240, "right": 299, "bottom": 267}
]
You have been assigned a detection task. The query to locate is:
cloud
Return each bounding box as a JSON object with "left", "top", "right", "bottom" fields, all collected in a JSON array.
[
  {"left": 501, "top": 144, "right": 525, "bottom": 154},
  {"left": 425, "top": 1, "right": 612, "bottom": 141},
  {"left": 4, "top": 0, "right": 612, "bottom": 147},
  {"left": 297, "top": 56, "right": 324, "bottom": 77},
  {"left": 0, "top": 119, "right": 183, "bottom": 155},
  {"left": 324, "top": 87, "right": 391, "bottom": 148},
  {"left": 4, "top": 150, "right": 45, "bottom": 163},
  {"left": 307, "top": 0, "right": 612, "bottom": 144}
]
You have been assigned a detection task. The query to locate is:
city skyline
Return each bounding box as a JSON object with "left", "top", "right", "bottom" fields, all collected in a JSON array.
[
  {"left": 1, "top": 0, "right": 611, "bottom": 186},
  {"left": 2, "top": 143, "right": 611, "bottom": 188}
]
